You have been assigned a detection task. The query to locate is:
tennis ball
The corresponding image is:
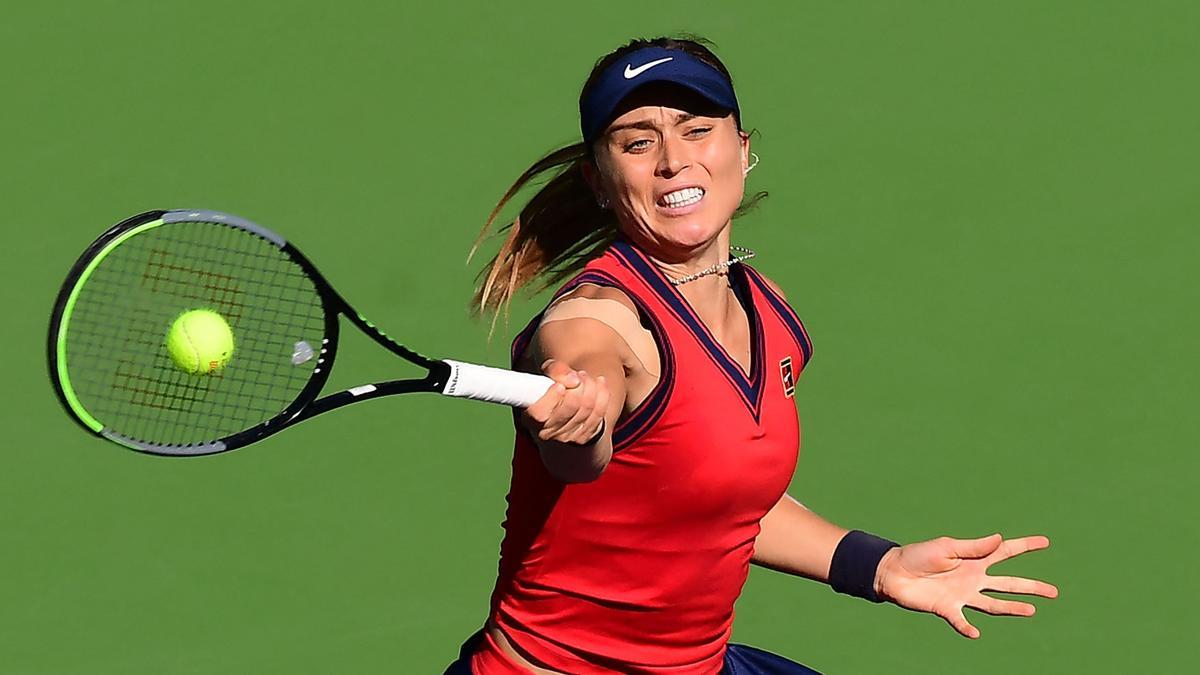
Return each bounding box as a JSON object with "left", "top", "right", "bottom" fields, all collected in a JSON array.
[{"left": 165, "top": 309, "right": 235, "bottom": 375}]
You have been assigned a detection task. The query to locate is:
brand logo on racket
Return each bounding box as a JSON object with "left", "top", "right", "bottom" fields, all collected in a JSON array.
[{"left": 292, "top": 340, "right": 314, "bottom": 365}]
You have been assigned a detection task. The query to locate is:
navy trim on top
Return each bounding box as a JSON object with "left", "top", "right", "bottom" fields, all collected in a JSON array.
[
  {"left": 609, "top": 240, "right": 766, "bottom": 421},
  {"left": 742, "top": 266, "right": 813, "bottom": 370},
  {"left": 509, "top": 268, "right": 676, "bottom": 452}
]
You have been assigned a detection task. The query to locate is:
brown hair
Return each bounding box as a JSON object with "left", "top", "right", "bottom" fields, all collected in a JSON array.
[{"left": 469, "top": 36, "right": 766, "bottom": 322}]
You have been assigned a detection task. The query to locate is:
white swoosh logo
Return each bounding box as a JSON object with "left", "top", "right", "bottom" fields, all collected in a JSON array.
[{"left": 624, "top": 57, "right": 673, "bottom": 79}]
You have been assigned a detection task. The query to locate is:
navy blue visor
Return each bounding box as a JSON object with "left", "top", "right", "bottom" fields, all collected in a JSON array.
[{"left": 580, "top": 46, "right": 740, "bottom": 148}]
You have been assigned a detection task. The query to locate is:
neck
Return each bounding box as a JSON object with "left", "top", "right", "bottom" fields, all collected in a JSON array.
[
  {"left": 633, "top": 230, "right": 739, "bottom": 327},
  {"left": 634, "top": 227, "right": 732, "bottom": 282}
]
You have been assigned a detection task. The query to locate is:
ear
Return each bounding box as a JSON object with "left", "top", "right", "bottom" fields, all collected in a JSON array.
[{"left": 739, "top": 131, "right": 752, "bottom": 172}]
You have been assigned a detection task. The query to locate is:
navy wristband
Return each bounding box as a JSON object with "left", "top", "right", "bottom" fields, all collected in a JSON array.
[{"left": 829, "top": 530, "right": 900, "bottom": 603}]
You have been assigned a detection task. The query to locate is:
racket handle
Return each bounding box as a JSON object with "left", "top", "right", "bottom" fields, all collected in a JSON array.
[{"left": 440, "top": 360, "right": 555, "bottom": 408}]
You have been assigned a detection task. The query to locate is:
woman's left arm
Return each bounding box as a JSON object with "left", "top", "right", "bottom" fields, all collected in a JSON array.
[
  {"left": 753, "top": 494, "right": 1059, "bottom": 638},
  {"left": 752, "top": 493, "right": 849, "bottom": 581}
]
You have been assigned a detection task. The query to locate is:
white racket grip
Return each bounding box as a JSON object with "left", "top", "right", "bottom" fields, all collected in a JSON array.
[{"left": 440, "top": 359, "right": 555, "bottom": 408}]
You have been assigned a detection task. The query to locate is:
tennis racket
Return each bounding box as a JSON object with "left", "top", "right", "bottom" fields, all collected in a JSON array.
[{"left": 47, "top": 209, "right": 554, "bottom": 456}]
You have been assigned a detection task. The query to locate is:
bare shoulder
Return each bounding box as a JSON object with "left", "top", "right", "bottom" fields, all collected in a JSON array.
[
  {"left": 751, "top": 268, "right": 788, "bottom": 300},
  {"left": 520, "top": 284, "right": 637, "bottom": 369},
  {"left": 550, "top": 283, "right": 638, "bottom": 313}
]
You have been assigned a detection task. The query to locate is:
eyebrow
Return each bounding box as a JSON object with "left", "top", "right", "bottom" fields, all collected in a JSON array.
[{"left": 606, "top": 112, "right": 699, "bottom": 135}]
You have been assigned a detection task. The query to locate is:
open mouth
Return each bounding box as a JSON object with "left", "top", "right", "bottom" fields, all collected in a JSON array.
[{"left": 658, "top": 187, "right": 705, "bottom": 209}]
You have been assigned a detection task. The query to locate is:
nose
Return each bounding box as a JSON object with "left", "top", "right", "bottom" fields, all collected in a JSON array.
[{"left": 655, "top": 134, "right": 689, "bottom": 179}]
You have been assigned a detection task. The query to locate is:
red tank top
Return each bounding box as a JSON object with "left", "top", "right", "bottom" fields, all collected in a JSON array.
[{"left": 474, "top": 241, "right": 814, "bottom": 674}]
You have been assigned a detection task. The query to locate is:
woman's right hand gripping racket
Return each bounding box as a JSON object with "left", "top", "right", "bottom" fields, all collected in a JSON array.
[{"left": 47, "top": 209, "right": 554, "bottom": 456}]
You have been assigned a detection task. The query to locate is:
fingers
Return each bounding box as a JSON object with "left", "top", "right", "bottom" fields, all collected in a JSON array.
[
  {"left": 523, "top": 362, "right": 610, "bottom": 444},
  {"left": 984, "top": 575, "right": 1059, "bottom": 599},
  {"left": 524, "top": 382, "right": 567, "bottom": 426},
  {"left": 908, "top": 534, "right": 1054, "bottom": 641},
  {"left": 537, "top": 377, "right": 590, "bottom": 441},
  {"left": 571, "top": 374, "right": 610, "bottom": 444},
  {"left": 523, "top": 359, "right": 585, "bottom": 425},
  {"left": 540, "top": 358, "right": 582, "bottom": 389},
  {"left": 986, "top": 535, "right": 1052, "bottom": 564},
  {"left": 549, "top": 372, "right": 599, "bottom": 443},
  {"left": 969, "top": 593, "right": 1037, "bottom": 617},
  {"left": 951, "top": 533, "right": 1052, "bottom": 563},
  {"left": 940, "top": 606, "right": 981, "bottom": 640},
  {"left": 949, "top": 533, "right": 1003, "bottom": 559},
  {"left": 551, "top": 374, "right": 610, "bottom": 444}
]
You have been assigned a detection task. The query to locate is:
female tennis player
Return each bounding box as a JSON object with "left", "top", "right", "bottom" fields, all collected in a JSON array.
[{"left": 446, "top": 37, "right": 1058, "bottom": 674}]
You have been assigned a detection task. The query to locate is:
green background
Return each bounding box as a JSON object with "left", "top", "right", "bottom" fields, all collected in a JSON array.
[{"left": 1, "top": 1, "right": 1194, "bottom": 672}]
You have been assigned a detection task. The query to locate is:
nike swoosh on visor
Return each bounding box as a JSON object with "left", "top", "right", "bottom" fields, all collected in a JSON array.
[{"left": 623, "top": 57, "right": 673, "bottom": 79}]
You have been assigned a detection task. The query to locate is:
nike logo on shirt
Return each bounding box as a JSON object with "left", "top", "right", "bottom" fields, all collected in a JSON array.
[{"left": 624, "top": 57, "right": 673, "bottom": 79}]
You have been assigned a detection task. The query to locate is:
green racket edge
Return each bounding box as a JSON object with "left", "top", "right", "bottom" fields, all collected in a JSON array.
[{"left": 54, "top": 218, "right": 167, "bottom": 447}]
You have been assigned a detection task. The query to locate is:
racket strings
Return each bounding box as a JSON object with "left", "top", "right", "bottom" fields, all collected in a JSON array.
[{"left": 64, "top": 220, "right": 327, "bottom": 446}]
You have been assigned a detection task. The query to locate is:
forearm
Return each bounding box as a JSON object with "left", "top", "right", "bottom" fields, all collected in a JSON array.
[
  {"left": 751, "top": 493, "right": 850, "bottom": 582},
  {"left": 520, "top": 318, "right": 628, "bottom": 483}
]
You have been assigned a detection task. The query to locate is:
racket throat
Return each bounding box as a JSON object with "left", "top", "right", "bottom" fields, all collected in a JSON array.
[{"left": 426, "top": 361, "right": 453, "bottom": 393}]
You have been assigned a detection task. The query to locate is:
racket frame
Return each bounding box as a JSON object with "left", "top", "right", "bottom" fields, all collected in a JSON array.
[{"left": 48, "top": 209, "right": 456, "bottom": 456}]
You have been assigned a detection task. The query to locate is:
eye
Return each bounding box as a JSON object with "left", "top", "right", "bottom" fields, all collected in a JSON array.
[
  {"left": 685, "top": 126, "right": 713, "bottom": 137},
  {"left": 624, "top": 138, "right": 653, "bottom": 153}
]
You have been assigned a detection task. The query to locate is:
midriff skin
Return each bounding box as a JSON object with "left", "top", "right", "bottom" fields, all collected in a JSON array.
[{"left": 486, "top": 621, "right": 567, "bottom": 674}]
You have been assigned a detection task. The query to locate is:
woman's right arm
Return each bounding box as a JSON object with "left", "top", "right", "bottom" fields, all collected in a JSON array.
[{"left": 521, "top": 313, "right": 629, "bottom": 483}]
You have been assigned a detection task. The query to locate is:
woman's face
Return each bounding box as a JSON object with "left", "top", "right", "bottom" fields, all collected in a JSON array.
[{"left": 590, "top": 87, "right": 749, "bottom": 261}]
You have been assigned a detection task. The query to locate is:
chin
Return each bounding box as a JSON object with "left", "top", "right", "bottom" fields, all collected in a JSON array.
[{"left": 654, "top": 218, "right": 726, "bottom": 251}]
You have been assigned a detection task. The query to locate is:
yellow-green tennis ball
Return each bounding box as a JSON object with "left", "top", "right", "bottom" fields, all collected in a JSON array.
[{"left": 165, "top": 309, "right": 235, "bottom": 375}]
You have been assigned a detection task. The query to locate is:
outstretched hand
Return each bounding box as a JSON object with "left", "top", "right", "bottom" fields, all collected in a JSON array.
[{"left": 875, "top": 533, "right": 1058, "bottom": 639}]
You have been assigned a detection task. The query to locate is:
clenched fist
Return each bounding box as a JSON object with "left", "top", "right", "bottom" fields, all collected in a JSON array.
[{"left": 523, "top": 359, "right": 611, "bottom": 446}]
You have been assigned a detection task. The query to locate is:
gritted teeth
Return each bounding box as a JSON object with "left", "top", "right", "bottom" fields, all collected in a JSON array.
[{"left": 659, "top": 187, "right": 705, "bottom": 208}]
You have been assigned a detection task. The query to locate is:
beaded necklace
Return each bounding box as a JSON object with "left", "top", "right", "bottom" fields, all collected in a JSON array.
[{"left": 666, "top": 246, "right": 756, "bottom": 286}]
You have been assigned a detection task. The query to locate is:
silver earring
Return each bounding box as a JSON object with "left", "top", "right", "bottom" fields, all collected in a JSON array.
[
  {"left": 744, "top": 152, "right": 760, "bottom": 175},
  {"left": 597, "top": 196, "right": 611, "bottom": 209}
]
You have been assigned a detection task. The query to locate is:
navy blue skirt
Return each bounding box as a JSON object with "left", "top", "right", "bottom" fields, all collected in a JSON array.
[{"left": 443, "top": 630, "right": 821, "bottom": 674}]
